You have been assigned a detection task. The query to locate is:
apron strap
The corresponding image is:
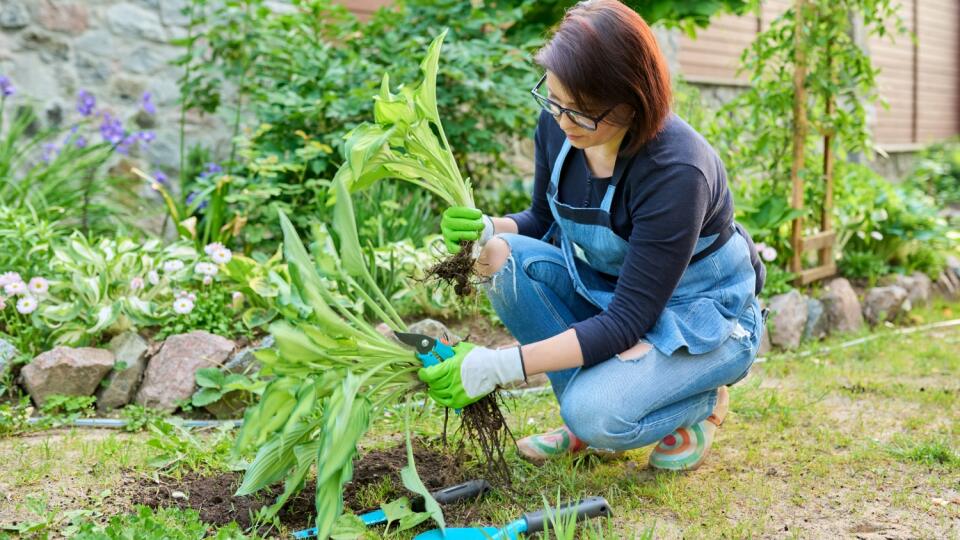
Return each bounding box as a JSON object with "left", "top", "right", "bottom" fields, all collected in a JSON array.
[
  {"left": 548, "top": 139, "right": 574, "bottom": 195},
  {"left": 690, "top": 222, "right": 735, "bottom": 264}
]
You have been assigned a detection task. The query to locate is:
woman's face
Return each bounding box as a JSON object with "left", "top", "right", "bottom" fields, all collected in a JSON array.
[{"left": 545, "top": 71, "right": 630, "bottom": 150}]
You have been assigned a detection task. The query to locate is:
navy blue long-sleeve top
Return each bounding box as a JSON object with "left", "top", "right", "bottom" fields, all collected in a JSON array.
[{"left": 506, "top": 111, "right": 740, "bottom": 367}]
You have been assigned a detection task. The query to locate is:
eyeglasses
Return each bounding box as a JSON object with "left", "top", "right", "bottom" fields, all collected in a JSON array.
[{"left": 530, "top": 73, "right": 614, "bottom": 131}]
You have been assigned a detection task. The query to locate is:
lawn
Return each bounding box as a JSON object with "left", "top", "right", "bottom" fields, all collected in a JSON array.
[{"left": 1, "top": 301, "right": 958, "bottom": 539}]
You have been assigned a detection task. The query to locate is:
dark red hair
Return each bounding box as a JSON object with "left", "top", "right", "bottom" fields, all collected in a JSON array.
[{"left": 535, "top": 0, "right": 672, "bottom": 155}]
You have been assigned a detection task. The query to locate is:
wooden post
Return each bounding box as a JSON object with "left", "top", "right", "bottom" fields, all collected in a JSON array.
[
  {"left": 821, "top": 38, "right": 836, "bottom": 269},
  {"left": 789, "top": 0, "right": 808, "bottom": 276}
]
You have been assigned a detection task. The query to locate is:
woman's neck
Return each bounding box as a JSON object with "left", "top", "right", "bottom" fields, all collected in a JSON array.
[{"left": 585, "top": 127, "right": 628, "bottom": 177}]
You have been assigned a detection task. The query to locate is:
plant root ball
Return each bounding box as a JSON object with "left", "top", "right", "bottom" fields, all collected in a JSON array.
[{"left": 427, "top": 240, "right": 479, "bottom": 296}]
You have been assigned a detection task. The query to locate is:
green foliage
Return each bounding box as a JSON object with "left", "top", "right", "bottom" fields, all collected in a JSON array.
[
  {"left": 908, "top": 140, "right": 960, "bottom": 205},
  {"left": 0, "top": 205, "right": 67, "bottom": 278},
  {"left": 119, "top": 404, "right": 170, "bottom": 433},
  {"left": 888, "top": 435, "right": 959, "bottom": 468},
  {"left": 0, "top": 397, "right": 32, "bottom": 436},
  {"left": 503, "top": 0, "right": 749, "bottom": 40},
  {"left": 71, "top": 506, "right": 257, "bottom": 539},
  {"left": 190, "top": 367, "right": 263, "bottom": 408},
  {"left": 834, "top": 161, "right": 950, "bottom": 280},
  {"left": 146, "top": 420, "right": 239, "bottom": 473},
  {"left": 155, "top": 284, "right": 249, "bottom": 341},
  {"left": 174, "top": 0, "right": 538, "bottom": 249}
]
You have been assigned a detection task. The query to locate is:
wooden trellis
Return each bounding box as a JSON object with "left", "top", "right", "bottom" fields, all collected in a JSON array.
[{"left": 789, "top": 0, "right": 838, "bottom": 285}]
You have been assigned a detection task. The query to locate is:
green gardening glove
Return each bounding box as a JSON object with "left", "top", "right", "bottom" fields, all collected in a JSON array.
[
  {"left": 417, "top": 342, "right": 525, "bottom": 409},
  {"left": 441, "top": 206, "right": 493, "bottom": 254}
]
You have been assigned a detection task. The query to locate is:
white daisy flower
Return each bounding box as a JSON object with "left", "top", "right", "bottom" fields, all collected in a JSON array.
[
  {"left": 162, "top": 260, "right": 185, "bottom": 273},
  {"left": 761, "top": 246, "right": 778, "bottom": 262},
  {"left": 0, "top": 272, "right": 22, "bottom": 287},
  {"left": 870, "top": 231, "right": 883, "bottom": 241},
  {"left": 28, "top": 277, "right": 49, "bottom": 295},
  {"left": 204, "top": 242, "right": 226, "bottom": 256},
  {"left": 202, "top": 275, "right": 213, "bottom": 285},
  {"left": 173, "top": 297, "right": 195, "bottom": 314},
  {"left": 195, "top": 262, "right": 218, "bottom": 276},
  {"left": 4, "top": 281, "right": 26, "bottom": 296},
  {"left": 147, "top": 270, "right": 160, "bottom": 285},
  {"left": 16, "top": 295, "right": 38, "bottom": 314},
  {"left": 130, "top": 277, "right": 145, "bottom": 291},
  {"left": 210, "top": 248, "right": 232, "bottom": 265}
]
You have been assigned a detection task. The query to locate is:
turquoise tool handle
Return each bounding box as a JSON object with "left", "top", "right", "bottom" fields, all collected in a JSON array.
[{"left": 416, "top": 351, "right": 440, "bottom": 368}]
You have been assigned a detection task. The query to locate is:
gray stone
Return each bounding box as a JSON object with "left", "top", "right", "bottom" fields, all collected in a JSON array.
[
  {"left": 20, "top": 347, "right": 115, "bottom": 407},
  {"left": 0, "top": 338, "right": 17, "bottom": 381},
  {"left": 803, "top": 298, "right": 828, "bottom": 341},
  {"left": 406, "top": 318, "right": 463, "bottom": 345},
  {"left": 75, "top": 53, "right": 112, "bottom": 85},
  {"left": 223, "top": 335, "right": 273, "bottom": 375},
  {"left": 767, "top": 290, "right": 808, "bottom": 350},
  {"left": 821, "top": 278, "right": 864, "bottom": 334},
  {"left": 96, "top": 332, "right": 149, "bottom": 411},
  {"left": 135, "top": 331, "right": 234, "bottom": 411},
  {"left": 122, "top": 45, "right": 176, "bottom": 75},
  {"left": 159, "top": 0, "right": 191, "bottom": 26},
  {"left": 863, "top": 285, "right": 909, "bottom": 325},
  {"left": 106, "top": 3, "right": 167, "bottom": 42},
  {"left": 888, "top": 272, "right": 932, "bottom": 307},
  {"left": 73, "top": 30, "right": 115, "bottom": 57},
  {"left": 0, "top": 1, "right": 29, "bottom": 29},
  {"left": 20, "top": 30, "right": 70, "bottom": 62},
  {"left": 758, "top": 327, "right": 772, "bottom": 357},
  {"left": 145, "top": 130, "right": 179, "bottom": 169}
]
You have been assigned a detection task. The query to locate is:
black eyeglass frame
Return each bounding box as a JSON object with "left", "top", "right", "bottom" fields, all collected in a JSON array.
[{"left": 530, "top": 73, "right": 615, "bottom": 132}]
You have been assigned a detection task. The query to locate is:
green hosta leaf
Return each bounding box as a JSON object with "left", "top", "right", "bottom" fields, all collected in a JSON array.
[
  {"left": 400, "top": 401, "right": 444, "bottom": 533},
  {"left": 39, "top": 301, "right": 81, "bottom": 323},
  {"left": 88, "top": 302, "right": 121, "bottom": 334},
  {"left": 330, "top": 513, "right": 368, "bottom": 540},
  {"left": 382, "top": 497, "right": 414, "bottom": 523},
  {"left": 333, "top": 175, "right": 365, "bottom": 277},
  {"left": 374, "top": 73, "right": 417, "bottom": 128},
  {"left": 415, "top": 30, "right": 446, "bottom": 128},
  {"left": 236, "top": 420, "right": 311, "bottom": 496},
  {"left": 249, "top": 276, "right": 279, "bottom": 297},
  {"left": 397, "top": 510, "right": 432, "bottom": 532},
  {"left": 242, "top": 307, "right": 277, "bottom": 328},
  {"left": 278, "top": 210, "right": 363, "bottom": 340},
  {"left": 195, "top": 368, "right": 225, "bottom": 389},
  {"left": 191, "top": 387, "right": 224, "bottom": 407}
]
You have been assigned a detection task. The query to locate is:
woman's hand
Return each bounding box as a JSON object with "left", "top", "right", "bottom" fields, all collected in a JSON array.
[
  {"left": 441, "top": 207, "right": 494, "bottom": 254},
  {"left": 417, "top": 342, "right": 525, "bottom": 409}
]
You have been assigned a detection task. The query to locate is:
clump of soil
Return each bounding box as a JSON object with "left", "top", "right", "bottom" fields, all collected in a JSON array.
[
  {"left": 125, "top": 439, "right": 474, "bottom": 531},
  {"left": 427, "top": 240, "right": 478, "bottom": 296}
]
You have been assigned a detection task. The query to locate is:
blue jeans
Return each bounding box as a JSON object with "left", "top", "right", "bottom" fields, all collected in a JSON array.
[{"left": 485, "top": 233, "right": 764, "bottom": 452}]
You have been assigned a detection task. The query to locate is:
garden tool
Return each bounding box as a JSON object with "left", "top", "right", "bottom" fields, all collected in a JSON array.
[
  {"left": 396, "top": 331, "right": 456, "bottom": 367},
  {"left": 413, "top": 496, "right": 612, "bottom": 540},
  {"left": 292, "top": 479, "right": 492, "bottom": 538}
]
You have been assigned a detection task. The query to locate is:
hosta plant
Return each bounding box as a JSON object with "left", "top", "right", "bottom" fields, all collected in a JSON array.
[
  {"left": 334, "top": 30, "right": 480, "bottom": 295},
  {"left": 233, "top": 180, "right": 443, "bottom": 538}
]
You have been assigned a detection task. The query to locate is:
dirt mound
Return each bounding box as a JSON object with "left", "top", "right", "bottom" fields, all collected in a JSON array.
[{"left": 124, "top": 439, "right": 473, "bottom": 532}]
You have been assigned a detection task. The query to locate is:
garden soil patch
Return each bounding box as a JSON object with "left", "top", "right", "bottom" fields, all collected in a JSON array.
[{"left": 122, "top": 439, "right": 475, "bottom": 531}]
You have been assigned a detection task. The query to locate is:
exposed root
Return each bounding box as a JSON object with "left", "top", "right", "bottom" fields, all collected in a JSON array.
[
  {"left": 427, "top": 240, "right": 478, "bottom": 296},
  {"left": 446, "top": 392, "right": 515, "bottom": 486}
]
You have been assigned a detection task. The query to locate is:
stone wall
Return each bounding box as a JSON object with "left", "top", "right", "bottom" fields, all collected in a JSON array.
[{"left": 0, "top": 0, "right": 222, "bottom": 170}]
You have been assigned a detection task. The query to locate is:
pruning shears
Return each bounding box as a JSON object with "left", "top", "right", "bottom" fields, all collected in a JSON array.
[{"left": 395, "top": 331, "right": 456, "bottom": 367}]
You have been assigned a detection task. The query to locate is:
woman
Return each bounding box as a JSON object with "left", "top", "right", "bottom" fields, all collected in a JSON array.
[{"left": 418, "top": 0, "right": 766, "bottom": 471}]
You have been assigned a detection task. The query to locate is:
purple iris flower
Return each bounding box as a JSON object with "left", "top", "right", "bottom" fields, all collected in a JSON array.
[
  {"left": 186, "top": 191, "right": 209, "bottom": 210},
  {"left": 77, "top": 90, "right": 96, "bottom": 117},
  {"left": 0, "top": 76, "right": 13, "bottom": 97},
  {"left": 41, "top": 143, "right": 59, "bottom": 163},
  {"left": 141, "top": 92, "right": 156, "bottom": 115},
  {"left": 99, "top": 113, "right": 125, "bottom": 145},
  {"left": 154, "top": 171, "right": 168, "bottom": 185},
  {"left": 115, "top": 134, "right": 137, "bottom": 155},
  {"left": 74, "top": 135, "right": 87, "bottom": 149},
  {"left": 138, "top": 131, "right": 156, "bottom": 143},
  {"left": 199, "top": 162, "right": 223, "bottom": 179}
]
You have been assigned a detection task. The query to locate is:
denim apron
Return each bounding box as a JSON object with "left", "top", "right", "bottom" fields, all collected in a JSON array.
[{"left": 544, "top": 139, "right": 757, "bottom": 356}]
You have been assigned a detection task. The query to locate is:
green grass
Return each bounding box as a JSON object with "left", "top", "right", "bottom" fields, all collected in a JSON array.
[{"left": 1, "top": 300, "right": 958, "bottom": 538}]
